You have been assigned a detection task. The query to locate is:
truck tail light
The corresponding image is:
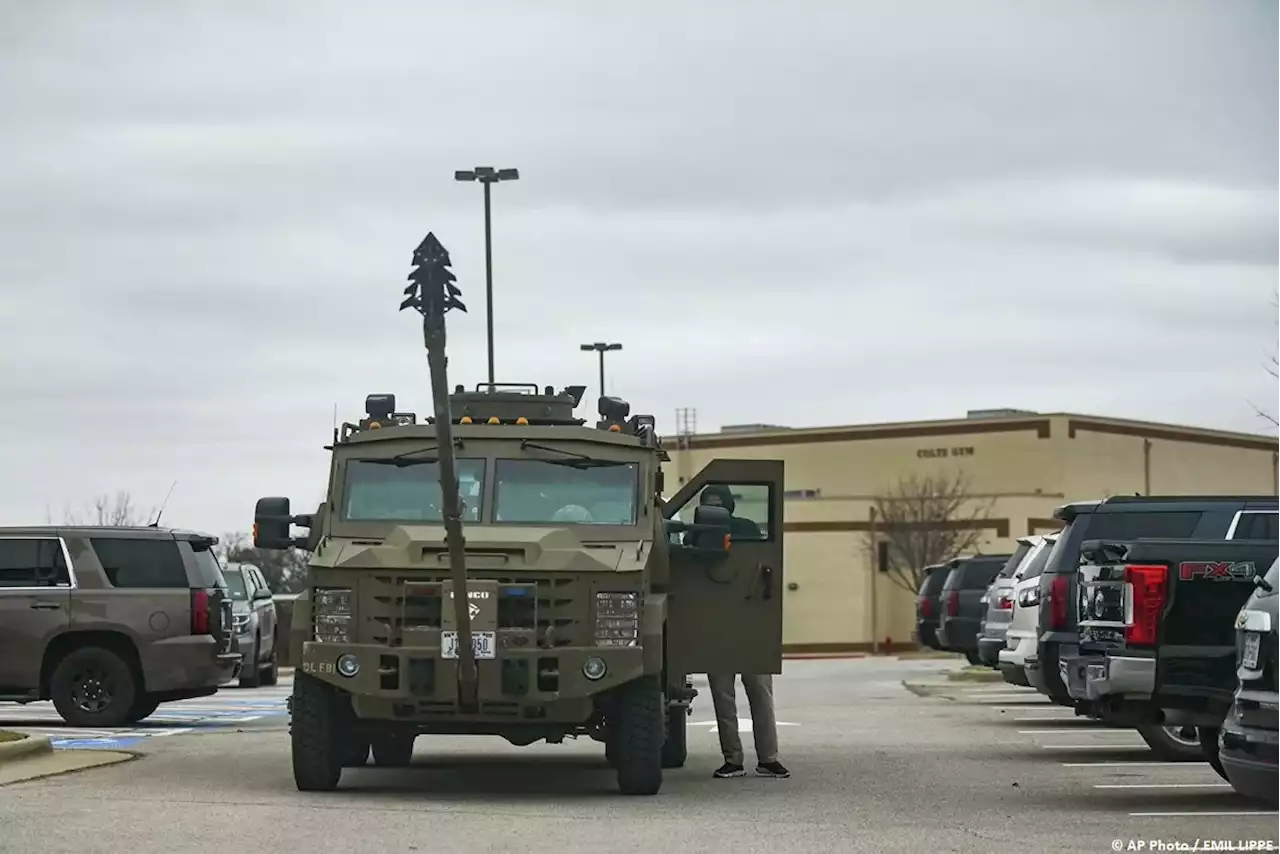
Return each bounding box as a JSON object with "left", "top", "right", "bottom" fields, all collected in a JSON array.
[
  {"left": 945, "top": 590, "right": 960, "bottom": 617},
  {"left": 1123, "top": 564, "right": 1168, "bottom": 647},
  {"left": 996, "top": 592, "right": 1013, "bottom": 610},
  {"left": 191, "top": 589, "right": 211, "bottom": 635},
  {"left": 1049, "top": 575, "right": 1069, "bottom": 630},
  {"left": 917, "top": 596, "right": 932, "bottom": 619}
]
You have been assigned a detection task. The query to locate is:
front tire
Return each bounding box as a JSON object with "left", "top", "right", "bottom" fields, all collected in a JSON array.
[
  {"left": 239, "top": 637, "right": 262, "bottom": 689},
  {"left": 1198, "top": 727, "right": 1228, "bottom": 780},
  {"left": 260, "top": 645, "right": 279, "bottom": 687},
  {"left": 611, "top": 676, "right": 664, "bottom": 795},
  {"left": 50, "top": 646, "right": 140, "bottom": 728},
  {"left": 1137, "top": 724, "right": 1203, "bottom": 761},
  {"left": 660, "top": 704, "right": 687, "bottom": 769},
  {"left": 291, "top": 673, "right": 343, "bottom": 791}
]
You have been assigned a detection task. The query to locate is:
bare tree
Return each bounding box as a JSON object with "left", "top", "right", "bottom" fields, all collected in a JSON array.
[
  {"left": 863, "top": 471, "right": 996, "bottom": 593},
  {"left": 1247, "top": 294, "right": 1278, "bottom": 429},
  {"left": 64, "top": 491, "right": 154, "bottom": 526}
]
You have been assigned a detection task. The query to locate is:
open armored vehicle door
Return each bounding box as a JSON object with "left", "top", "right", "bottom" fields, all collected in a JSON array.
[{"left": 663, "top": 459, "right": 784, "bottom": 676}]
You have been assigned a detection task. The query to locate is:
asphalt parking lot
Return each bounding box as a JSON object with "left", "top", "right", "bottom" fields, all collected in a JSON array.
[{"left": 1, "top": 657, "right": 1275, "bottom": 854}]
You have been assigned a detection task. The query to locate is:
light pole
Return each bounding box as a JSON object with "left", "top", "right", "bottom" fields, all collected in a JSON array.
[
  {"left": 580, "top": 342, "right": 622, "bottom": 403},
  {"left": 455, "top": 166, "right": 520, "bottom": 386}
]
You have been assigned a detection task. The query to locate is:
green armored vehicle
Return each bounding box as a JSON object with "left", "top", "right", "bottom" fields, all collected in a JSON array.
[{"left": 252, "top": 233, "right": 785, "bottom": 795}]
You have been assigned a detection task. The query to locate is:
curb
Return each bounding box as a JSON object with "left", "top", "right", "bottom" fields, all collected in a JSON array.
[
  {"left": 783, "top": 652, "right": 869, "bottom": 660},
  {"left": 0, "top": 733, "right": 53, "bottom": 764}
]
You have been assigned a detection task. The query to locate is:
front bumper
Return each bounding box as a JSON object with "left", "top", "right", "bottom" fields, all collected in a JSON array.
[
  {"left": 1221, "top": 704, "right": 1279, "bottom": 804},
  {"left": 300, "top": 641, "right": 647, "bottom": 709}
]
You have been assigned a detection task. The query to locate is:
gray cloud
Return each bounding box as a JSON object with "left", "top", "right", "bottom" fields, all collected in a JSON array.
[{"left": 0, "top": 0, "right": 1275, "bottom": 533}]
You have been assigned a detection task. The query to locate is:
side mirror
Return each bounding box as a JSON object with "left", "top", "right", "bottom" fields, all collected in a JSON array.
[
  {"left": 667, "top": 504, "right": 732, "bottom": 558},
  {"left": 253, "top": 586, "right": 274, "bottom": 601},
  {"left": 254, "top": 497, "right": 294, "bottom": 550}
]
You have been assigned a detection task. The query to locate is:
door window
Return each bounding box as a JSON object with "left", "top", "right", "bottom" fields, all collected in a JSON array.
[
  {"left": 671, "top": 483, "right": 774, "bottom": 542},
  {"left": 0, "top": 538, "right": 72, "bottom": 588}
]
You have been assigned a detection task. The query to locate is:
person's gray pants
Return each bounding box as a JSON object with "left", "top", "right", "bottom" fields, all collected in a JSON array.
[{"left": 707, "top": 673, "right": 779, "bottom": 766}]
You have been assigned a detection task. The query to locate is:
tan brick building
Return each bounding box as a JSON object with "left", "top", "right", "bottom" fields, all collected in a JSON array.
[{"left": 662, "top": 410, "right": 1279, "bottom": 654}]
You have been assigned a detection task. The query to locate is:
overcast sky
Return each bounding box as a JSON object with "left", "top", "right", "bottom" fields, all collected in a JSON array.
[{"left": 1, "top": 0, "right": 1276, "bottom": 535}]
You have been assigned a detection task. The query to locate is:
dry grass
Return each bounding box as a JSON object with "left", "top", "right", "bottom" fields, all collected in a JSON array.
[{"left": 0, "top": 731, "right": 24, "bottom": 743}]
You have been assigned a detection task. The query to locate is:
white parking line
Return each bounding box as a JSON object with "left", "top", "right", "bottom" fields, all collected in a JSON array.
[
  {"left": 1041, "top": 743, "right": 1146, "bottom": 750},
  {"left": 1095, "top": 783, "right": 1231, "bottom": 789},
  {"left": 1129, "top": 811, "right": 1278, "bottom": 817},
  {"left": 1018, "top": 729, "right": 1131, "bottom": 734},
  {"left": 1061, "top": 761, "right": 1208, "bottom": 767}
]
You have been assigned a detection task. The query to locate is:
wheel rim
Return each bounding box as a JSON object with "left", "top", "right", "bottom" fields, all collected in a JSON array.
[
  {"left": 70, "top": 665, "right": 117, "bottom": 714},
  {"left": 1163, "top": 725, "right": 1200, "bottom": 747}
]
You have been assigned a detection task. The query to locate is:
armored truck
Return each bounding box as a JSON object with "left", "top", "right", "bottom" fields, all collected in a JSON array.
[{"left": 252, "top": 232, "right": 785, "bottom": 796}]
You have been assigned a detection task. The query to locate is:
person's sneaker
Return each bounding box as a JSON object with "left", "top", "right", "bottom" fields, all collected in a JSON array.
[
  {"left": 756, "top": 761, "right": 791, "bottom": 778},
  {"left": 713, "top": 762, "right": 746, "bottom": 778}
]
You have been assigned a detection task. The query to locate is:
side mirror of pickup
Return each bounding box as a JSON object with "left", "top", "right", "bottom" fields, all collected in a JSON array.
[{"left": 252, "top": 586, "right": 274, "bottom": 601}]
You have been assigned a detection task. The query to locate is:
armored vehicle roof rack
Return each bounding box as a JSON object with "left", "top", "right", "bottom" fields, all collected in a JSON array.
[{"left": 442, "top": 383, "right": 588, "bottom": 426}]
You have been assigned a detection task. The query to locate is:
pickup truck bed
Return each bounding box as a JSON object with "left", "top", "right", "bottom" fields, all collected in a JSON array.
[{"left": 1063, "top": 537, "right": 1277, "bottom": 733}]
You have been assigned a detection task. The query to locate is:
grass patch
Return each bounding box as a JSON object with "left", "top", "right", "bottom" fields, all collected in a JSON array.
[
  {"left": 895, "top": 650, "right": 964, "bottom": 660},
  {"left": 0, "top": 731, "right": 25, "bottom": 743}
]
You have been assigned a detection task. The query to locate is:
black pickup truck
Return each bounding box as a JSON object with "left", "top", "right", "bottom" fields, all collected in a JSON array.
[
  {"left": 1066, "top": 537, "right": 1279, "bottom": 765},
  {"left": 1217, "top": 557, "right": 1278, "bottom": 804},
  {"left": 1035, "top": 496, "right": 1278, "bottom": 708}
]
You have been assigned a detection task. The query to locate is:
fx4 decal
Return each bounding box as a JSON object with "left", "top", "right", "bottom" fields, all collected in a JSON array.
[{"left": 1178, "top": 560, "right": 1258, "bottom": 582}]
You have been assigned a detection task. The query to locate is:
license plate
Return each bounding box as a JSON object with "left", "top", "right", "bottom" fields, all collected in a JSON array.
[
  {"left": 441, "top": 631, "right": 496, "bottom": 660},
  {"left": 1243, "top": 632, "right": 1261, "bottom": 669}
]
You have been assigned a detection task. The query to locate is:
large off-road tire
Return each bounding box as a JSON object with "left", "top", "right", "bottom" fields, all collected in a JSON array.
[
  {"left": 660, "top": 704, "right": 687, "bottom": 769},
  {"left": 964, "top": 650, "right": 982, "bottom": 666},
  {"left": 1137, "top": 724, "right": 1204, "bottom": 761},
  {"left": 611, "top": 676, "right": 664, "bottom": 795},
  {"left": 290, "top": 673, "right": 344, "bottom": 791},
  {"left": 260, "top": 645, "right": 279, "bottom": 687},
  {"left": 50, "top": 646, "right": 140, "bottom": 728},
  {"left": 1198, "top": 727, "right": 1228, "bottom": 780},
  {"left": 370, "top": 733, "right": 415, "bottom": 768},
  {"left": 341, "top": 737, "right": 370, "bottom": 767},
  {"left": 238, "top": 637, "right": 262, "bottom": 689},
  {"left": 124, "top": 694, "right": 161, "bottom": 725}
]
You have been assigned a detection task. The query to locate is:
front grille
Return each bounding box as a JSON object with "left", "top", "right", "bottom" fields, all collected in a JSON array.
[{"left": 360, "top": 573, "right": 586, "bottom": 648}]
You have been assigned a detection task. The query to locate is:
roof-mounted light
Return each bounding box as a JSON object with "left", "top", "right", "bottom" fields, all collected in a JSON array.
[
  {"left": 515, "top": 417, "right": 529, "bottom": 425},
  {"left": 487, "top": 417, "right": 501, "bottom": 425},
  {"left": 460, "top": 416, "right": 473, "bottom": 424}
]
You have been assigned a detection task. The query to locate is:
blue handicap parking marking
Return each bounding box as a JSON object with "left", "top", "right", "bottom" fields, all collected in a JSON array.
[{"left": 51, "top": 736, "right": 146, "bottom": 750}]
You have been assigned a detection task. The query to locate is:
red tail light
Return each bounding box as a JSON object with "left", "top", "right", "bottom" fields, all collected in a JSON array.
[
  {"left": 1124, "top": 564, "right": 1168, "bottom": 647},
  {"left": 191, "top": 589, "right": 211, "bottom": 635},
  {"left": 996, "top": 592, "right": 1013, "bottom": 610},
  {"left": 1049, "top": 575, "right": 1069, "bottom": 630},
  {"left": 917, "top": 596, "right": 932, "bottom": 618},
  {"left": 945, "top": 590, "right": 960, "bottom": 617}
]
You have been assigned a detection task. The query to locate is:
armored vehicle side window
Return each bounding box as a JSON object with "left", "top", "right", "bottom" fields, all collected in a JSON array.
[
  {"left": 91, "top": 537, "right": 188, "bottom": 588},
  {"left": 343, "top": 458, "right": 485, "bottom": 522},
  {"left": 0, "top": 538, "right": 71, "bottom": 588},
  {"left": 674, "top": 483, "right": 772, "bottom": 542},
  {"left": 494, "top": 459, "right": 639, "bottom": 525}
]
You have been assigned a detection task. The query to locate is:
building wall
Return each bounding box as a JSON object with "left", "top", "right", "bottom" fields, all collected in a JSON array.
[{"left": 664, "top": 413, "right": 1277, "bottom": 652}]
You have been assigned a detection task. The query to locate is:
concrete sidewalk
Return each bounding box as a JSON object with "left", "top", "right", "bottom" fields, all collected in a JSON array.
[{"left": 0, "top": 731, "right": 135, "bottom": 786}]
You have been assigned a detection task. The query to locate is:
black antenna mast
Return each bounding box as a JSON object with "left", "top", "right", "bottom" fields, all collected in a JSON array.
[
  {"left": 149, "top": 481, "right": 178, "bottom": 528},
  {"left": 399, "top": 232, "right": 479, "bottom": 712}
]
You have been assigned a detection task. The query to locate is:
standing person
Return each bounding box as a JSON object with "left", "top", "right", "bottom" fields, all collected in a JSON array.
[{"left": 707, "top": 672, "right": 791, "bottom": 778}]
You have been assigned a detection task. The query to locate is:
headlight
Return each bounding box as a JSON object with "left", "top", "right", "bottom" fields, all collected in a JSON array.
[
  {"left": 232, "top": 613, "right": 252, "bottom": 632},
  {"left": 594, "top": 592, "right": 639, "bottom": 647},
  {"left": 313, "top": 587, "right": 354, "bottom": 643}
]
